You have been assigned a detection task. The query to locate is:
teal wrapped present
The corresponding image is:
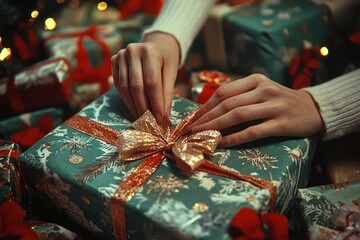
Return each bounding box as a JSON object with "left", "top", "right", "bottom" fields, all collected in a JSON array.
[
  {"left": 19, "top": 87, "right": 315, "bottom": 239},
  {"left": 203, "top": 0, "right": 329, "bottom": 87},
  {"left": 296, "top": 181, "right": 360, "bottom": 240}
]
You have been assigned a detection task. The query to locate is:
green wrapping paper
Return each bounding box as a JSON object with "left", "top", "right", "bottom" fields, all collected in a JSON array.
[
  {"left": 20, "top": 87, "right": 315, "bottom": 239},
  {"left": 204, "top": 0, "right": 329, "bottom": 86},
  {"left": 296, "top": 181, "right": 360, "bottom": 240}
]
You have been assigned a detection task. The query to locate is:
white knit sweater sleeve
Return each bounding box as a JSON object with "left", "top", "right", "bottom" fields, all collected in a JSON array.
[
  {"left": 304, "top": 68, "right": 360, "bottom": 140},
  {"left": 142, "top": 0, "right": 216, "bottom": 66}
]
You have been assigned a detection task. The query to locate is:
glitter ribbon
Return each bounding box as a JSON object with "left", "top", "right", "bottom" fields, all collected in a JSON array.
[{"left": 64, "top": 111, "right": 277, "bottom": 240}]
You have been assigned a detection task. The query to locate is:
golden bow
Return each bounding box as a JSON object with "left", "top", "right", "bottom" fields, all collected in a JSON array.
[{"left": 118, "top": 110, "right": 222, "bottom": 172}]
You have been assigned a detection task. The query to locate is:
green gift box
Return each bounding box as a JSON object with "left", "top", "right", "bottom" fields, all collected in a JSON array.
[
  {"left": 296, "top": 181, "right": 360, "bottom": 239},
  {"left": 203, "top": 0, "right": 329, "bottom": 87},
  {"left": 19, "top": 87, "right": 316, "bottom": 239}
]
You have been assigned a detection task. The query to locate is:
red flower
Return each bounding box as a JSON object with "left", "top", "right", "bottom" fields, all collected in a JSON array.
[
  {"left": 230, "top": 207, "right": 288, "bottom": 240},
  {"left": 0, "top": 201, "right": 39, "bottom": 240}
]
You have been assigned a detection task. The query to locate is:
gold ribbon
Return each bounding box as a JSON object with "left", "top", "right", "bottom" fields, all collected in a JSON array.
[{"left": 118, "top": 110, "right": 222, "bottom": 172}]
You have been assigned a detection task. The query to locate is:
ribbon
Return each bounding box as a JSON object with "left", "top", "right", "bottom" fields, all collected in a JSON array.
[
  {"left": 46, "top": 25, "right": 112, "bottom": 94},
  {"left": 64, "top": 110, "right": 277, "bottom": 240},
  {"left": 6, "top": 75, "right": 26, "bottom": 114},
  {"left": 197, "top": 70, "right": 230, "bottom": 104},
  {"left": 328, "top": 204, "right": 360, "bottom": 240},
  {"left": 11, "top": 115, "right": 55, "bottom": 150}
]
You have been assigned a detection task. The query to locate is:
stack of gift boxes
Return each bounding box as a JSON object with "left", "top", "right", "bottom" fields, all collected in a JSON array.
[{"left": 1, "top": 0, "right": 359, "bottom": 239}]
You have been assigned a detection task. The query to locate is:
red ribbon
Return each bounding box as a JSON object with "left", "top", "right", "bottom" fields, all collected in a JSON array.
[
  {"left": 0, "top": 201, "right": 39, "bottom": 240},
  {"left": 6, "top": 75, "right": 26, "bottom": 114},
  {"left": 46, "top": 25, "right": 112, "bottom": 94},
  {"left": 197, "top": 70, "right": 229, "bottom": 104},
  {"left": 10, "top": 115, "right": 55, "bottom": 150},
  {"left": 64, "top": 114, "right": 277, "bottom": 240}
]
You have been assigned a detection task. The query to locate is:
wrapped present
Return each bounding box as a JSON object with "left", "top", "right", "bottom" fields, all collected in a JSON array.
[
  {"left": 0, "top": 108, "right": 63, "bottom": 150},
  {"left": 19, "top": 87, "right": 316, "bottom": 239},
  {"left": 0, "top": 140, "right": 24, "bottom": 205},
  {"left": 0, "top": 57, "right": 72, "bottom": 119},
  {"left": 203, "top": 0, "right": 330, "bottom": 87},
  {"left": 190, "top": 70, "right": 243, "bottom": 104},
  {"left": 296, "top": 180, "right": 360, "bottom": 240},
  {"left": 42, "top": 24, "right": 122, "bottom": 96}
]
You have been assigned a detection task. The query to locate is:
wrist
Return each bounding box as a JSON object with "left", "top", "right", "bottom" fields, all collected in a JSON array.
[
  {"left": 299, "top": 89, "right": 324, "bottom": 134},
  {"left": 142, "top": 32, "right": 181, "bottom": 66}
]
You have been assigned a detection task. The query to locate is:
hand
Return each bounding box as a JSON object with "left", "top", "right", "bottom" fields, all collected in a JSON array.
[
  {"left": 190, "top": 74, "right": 324, "bottom": 147},
  {"left": 111, "top": 32, "right": 180, "bottom": 123}
]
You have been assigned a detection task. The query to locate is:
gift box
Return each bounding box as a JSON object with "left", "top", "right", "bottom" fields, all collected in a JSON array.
[
  {"left": 203, "top": 0, "right": 330, "bottom": 87},
  {"left": 296, "top": 180, "right": 360, "bottom": 239},
  {"left": 42, "top": 24, "right": 122, "bottom": 96},
  {"left": 0, "top": 140, "right": 24, "bottom": 205},
  {"left": 19, "top": 87, "right": 316, "bottom": 239},
  {"left": 0, "top": 57, "right": 72, "bottom": 119}
]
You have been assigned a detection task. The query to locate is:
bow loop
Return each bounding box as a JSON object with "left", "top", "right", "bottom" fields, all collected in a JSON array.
[{"left": 132, "top": 110, "right": 171, "bottom": 140}]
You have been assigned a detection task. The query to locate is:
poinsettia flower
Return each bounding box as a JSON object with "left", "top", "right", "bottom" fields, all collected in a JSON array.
[{"left": 0, "top": 201, "right": 39, "bottom": 240}]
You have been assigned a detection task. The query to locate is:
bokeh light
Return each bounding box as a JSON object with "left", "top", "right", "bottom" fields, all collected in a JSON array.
[
  {"left": 320, "top": 46, "right": 329, "bottom": 56},
  {"left": 97, "top": 2, "right": 108, "bottom": 11},
  {"left": 44, "top": 18, "right": 56, "bottom": 30}
]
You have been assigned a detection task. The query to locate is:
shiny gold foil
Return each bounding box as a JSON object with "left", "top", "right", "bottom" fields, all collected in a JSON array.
[{"left": 117, "top": 110, "right": 222, "bottom": 172}]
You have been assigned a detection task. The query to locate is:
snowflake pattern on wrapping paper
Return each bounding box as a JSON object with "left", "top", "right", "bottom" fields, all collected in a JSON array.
[
  {"left": 298, "top": 189, "right": 338, "bottom": 226},
  {"left": 50, "top": 133, "right": 93, "bottom": 156},
  {"left": 213, "top": 150, "right": 231, "bottom": 166},
  {"left": 144, "top": 198, "right": 210, "bottom": 238},
  {"left": 210, "top": 179, "right": 270, "bottom": 211},
  {"left": 191, "top": 172, "right": 216, "bottom": 191},
  {"left": 146, "top": 173, "right": 189, "bottom": 202},
  {"left": 238, "top": 148, "right": 278, "bottom": 170}
]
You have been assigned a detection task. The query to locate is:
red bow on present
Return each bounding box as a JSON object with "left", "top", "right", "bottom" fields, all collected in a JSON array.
[
  {"left": 288, "top": 48, "right": 322, "bottom": 90},
  {"left": 197, "top": 70, "right": 229, "bottom": 104},
  {"left": 11, "top": 115, "right": 55, "bottom": 150},
  {"left": 45, "top": 25, "right": 112, "bottom": 94},
  {"left": 230, "top": 207, "right": 288, "bottom": 240},
  {"left": 0, "top": 201, "right": 39, "bottom": 240}
]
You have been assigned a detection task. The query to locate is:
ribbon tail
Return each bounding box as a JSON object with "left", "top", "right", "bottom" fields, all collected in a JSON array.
[
  {"left": 111, "top": 152, "right": 164, "bottom": 240},
  {"left": 198, "top": 160, "right": 277, "bottom": 212}
]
